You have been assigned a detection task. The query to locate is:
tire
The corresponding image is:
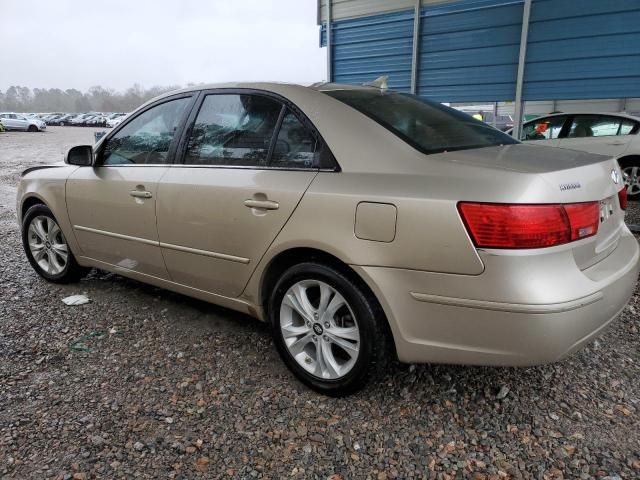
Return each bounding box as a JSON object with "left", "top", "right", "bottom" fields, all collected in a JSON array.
[
  {"left": 268, "top": 262, "right": 388, "bottom": 396},
  {"left": 619, "top": 158, "right": 640, "bottom": 201},
  {"left": 28, "top": 125, "right": 38, "bottom": 132},
  {"left": 22, "top": 204, "right": 88, "bottom": 283}
]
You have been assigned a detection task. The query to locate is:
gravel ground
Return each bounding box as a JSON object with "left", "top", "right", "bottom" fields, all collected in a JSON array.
[{"left": 0, "top": 127, "right": 639, "bottom": 479}]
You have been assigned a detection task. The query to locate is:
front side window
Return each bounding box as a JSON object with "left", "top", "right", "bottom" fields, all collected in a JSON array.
[
  {"left": 567, "top": 115, "right": 622, "bottom": 138},
  {"left": 324, "top": 90, "right": 517, "bottom": 154},
  {"left": 271, "top": 109, "right": 317, "bottom": 168},
  {"left": 521, "top": 115, "right": 567, "bottom": 141},
  {"left": 184, "top": 94, "right": 282, "bottom": 167},
  {"left": 99, "top": 97, "right": 190, "bottom": 165}
]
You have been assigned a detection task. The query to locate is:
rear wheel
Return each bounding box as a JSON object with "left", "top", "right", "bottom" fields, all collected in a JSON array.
[
  {"left": 22, "top": 204, "right": 88, "bottom": 283},
  {"left": 269, "top": 262, "right": 388, "bottom": 396},
  {"left": 620, "top": 158, "right": 640, "bottom": 200}
]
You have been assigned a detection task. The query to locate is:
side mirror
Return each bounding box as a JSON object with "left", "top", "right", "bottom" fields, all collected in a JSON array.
[{"left": 65, "top": 145, "right": 94, "bottom": 166}]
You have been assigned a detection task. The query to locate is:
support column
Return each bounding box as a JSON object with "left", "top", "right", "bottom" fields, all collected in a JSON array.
[
  {"left": 326, "top": 0, "right": 332, "bottom": 83},
  {"left": 512, "top": 0, "right": 532, "bottom": 140},
  {"left": 410, "top": 0, "right": 421, "bottom": 94}
]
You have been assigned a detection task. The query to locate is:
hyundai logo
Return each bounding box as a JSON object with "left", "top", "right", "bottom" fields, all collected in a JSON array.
[{"left": 611, "top": 169, "right": 620, "bottom": 185}]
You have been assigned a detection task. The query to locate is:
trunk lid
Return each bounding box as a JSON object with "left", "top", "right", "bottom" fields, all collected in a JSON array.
[{"left": 448, "top": 144, "right": 626, "bottom": 269}]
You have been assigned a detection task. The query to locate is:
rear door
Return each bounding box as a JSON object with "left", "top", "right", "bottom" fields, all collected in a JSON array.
[
  {"left": 66, "top": 94, "right": 194, "bottom": 278},
  {"left": 1, "top": 114, "right": 21, "bottom": 130},
  {"left": 520, "top": 115, "right": 569, "bottom": 147},
  {"left": 156, "top": 91, "right": 324, "bottom": 297},
  {"left": 558, "top": 114, "right": 637, "bottom": 157}
]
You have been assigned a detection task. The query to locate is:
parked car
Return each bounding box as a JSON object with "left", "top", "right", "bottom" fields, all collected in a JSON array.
[
  {"left": 17, "top": 83, "right": 639, "bottom": 395},
  {"left": 0, "top": 112, "right": 46, "bottom": 131},
  {"left": 509, "top": 112, "right": 640, "bottom": 199},
  {"left": 57, "top": 114, "right": 78, "bottom": 126},
  {"left": 106, "top": 115, "right": 126, "bottom": 128},
  {"left": 43, "top": 114, "right": 66, "bottom": 125},
  {"left": 69, "top": 114, "right": 93, "bottom": 126}
]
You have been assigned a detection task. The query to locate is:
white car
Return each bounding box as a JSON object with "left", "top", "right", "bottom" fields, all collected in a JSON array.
[
  {"left": 0, "top": 112, "right": 46, "bottom": 132},
  {"left": 513, "top": 113, "right": 640, "bottom": 199},
  {"left": 106, "top": 115, "right": 126, "bottom": 128}
]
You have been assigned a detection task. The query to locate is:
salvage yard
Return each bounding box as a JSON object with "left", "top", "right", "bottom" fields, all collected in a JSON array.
[{"left": 0, "top": 128, "right": 639, "bottom": 479}]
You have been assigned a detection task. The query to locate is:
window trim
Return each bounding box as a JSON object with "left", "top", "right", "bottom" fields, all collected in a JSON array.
[
  {"left": 175, "top": 88, "right": 339, "bottom": 171},
  {"left": 94, "top": 92, "right": 197, "bottom": 167}
]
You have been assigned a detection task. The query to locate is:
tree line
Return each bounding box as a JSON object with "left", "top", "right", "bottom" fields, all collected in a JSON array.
[{"left": 0, "top": 84, "right": 184, "bottom": 113}]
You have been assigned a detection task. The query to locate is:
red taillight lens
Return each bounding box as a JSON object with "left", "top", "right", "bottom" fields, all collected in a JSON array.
[
  {"left": 458, "top": 202, "right": 599, "bottom": 249},
  {"left": 618, "top": 187, "right": 627, "bottom": 211}
]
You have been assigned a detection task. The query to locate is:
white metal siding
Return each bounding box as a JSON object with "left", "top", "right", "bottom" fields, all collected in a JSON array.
[{"left": 318, "top": 0, "right": 451, "bottom": 23}]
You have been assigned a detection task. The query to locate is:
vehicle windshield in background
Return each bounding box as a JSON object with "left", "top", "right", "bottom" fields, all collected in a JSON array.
[{"left": 324, "top": 89, "right": 518, "bottom": 154}]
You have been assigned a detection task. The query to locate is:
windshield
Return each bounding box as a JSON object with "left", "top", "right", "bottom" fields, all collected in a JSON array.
[{"left": 324, "top": 89, "right": 518, "bottom": 154}]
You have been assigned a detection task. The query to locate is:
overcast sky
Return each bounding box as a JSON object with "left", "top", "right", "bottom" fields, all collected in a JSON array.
[{"left": 0, "top": 0, "right": 326, "bottom": 92}]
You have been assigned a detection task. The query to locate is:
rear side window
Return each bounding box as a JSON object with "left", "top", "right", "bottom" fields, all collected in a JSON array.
[
  {"left": 567, "top": 115, "right": 625, "bottom": 138},
  {"left": 184, "top": 94, "right": 282, "bottom": 167},
  {"left": 619, "top": 119, "right": 637, "bottom": 135},
  {"left": 324, "top": 90, "right": 517, "bottom": 154},
  {"left": 270, "top": 109, "right": 317, "bottom": 168}
]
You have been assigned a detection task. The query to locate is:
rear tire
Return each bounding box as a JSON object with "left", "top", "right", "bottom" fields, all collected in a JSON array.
[
  {"left": 268, "top": 262, "right": 388, "bottom": 396},
  {"left": 22, "top": 204, "right": 88, "bottom": 283}
]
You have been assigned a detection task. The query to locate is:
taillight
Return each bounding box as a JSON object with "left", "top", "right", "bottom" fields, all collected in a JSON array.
[
  {"left": 458, "top": 202, "right": 599, "bottom": 249},
  {"left": 618, "top": 187, "right": 627, "bottom": 211}
]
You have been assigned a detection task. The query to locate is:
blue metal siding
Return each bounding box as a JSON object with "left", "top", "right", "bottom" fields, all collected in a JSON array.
[
  {"left": 417, "top": 0, "right": 523, "bottom": 102},
  {"left": 320, "top": 9, "right": 415, "bottom": 91},
  {"left": 524, "top": 0, "right": 640, "bottom": 100},
  {"left": 321, "top": 0, "right": 640, "bottom": 102}
]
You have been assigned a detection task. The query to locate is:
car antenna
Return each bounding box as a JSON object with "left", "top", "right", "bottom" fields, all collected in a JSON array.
[{"left": 363, "top": 75, "right": 389, "bottom": 90}]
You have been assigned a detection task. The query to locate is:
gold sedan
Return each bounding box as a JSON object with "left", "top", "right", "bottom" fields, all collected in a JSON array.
[{"left": 17, "top": 83, "right": 639, "bottom": 395}]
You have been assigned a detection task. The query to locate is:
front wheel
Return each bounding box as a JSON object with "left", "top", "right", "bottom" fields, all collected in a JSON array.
[
  {"left": 269, "top": 262, "right": 388, "bottom": 396},
  {"left": 22, "top": 204, "right": 88, "bottom": 283},
  {"left": 28, "top": 125, "right": 38, "bottom": 132}
]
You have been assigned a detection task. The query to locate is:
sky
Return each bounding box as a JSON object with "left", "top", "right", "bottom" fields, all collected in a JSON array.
[{"left": 0, "top": 0, "right": 326, "bottom": 92}]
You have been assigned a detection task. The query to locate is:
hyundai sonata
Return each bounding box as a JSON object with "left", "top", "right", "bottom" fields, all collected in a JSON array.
[{"left": 17, "top": 83, "right": 639, "bottom": 396}]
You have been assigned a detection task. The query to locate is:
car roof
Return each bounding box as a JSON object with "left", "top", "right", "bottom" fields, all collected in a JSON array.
[
  {"left": 527, "top": 111, "right": 640, "bottom": 122},
  {"left": 147, "top": 81, "right": 385, "bottom": 104}
]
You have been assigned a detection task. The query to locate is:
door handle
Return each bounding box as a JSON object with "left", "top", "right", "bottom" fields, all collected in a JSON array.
[
  {"left": 606, "top": 142, "right": 625, "bottom": 146},
  {"left": 130, "top": 190, "right": 153, "bottom": 199},
  {"left": 243, "top": 199, "right": 279, "bottom": 210}
]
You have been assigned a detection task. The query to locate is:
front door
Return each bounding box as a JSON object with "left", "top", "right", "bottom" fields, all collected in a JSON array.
[
  {"left": 66, "top": 95, "right": 193, "bottom": 278},
  {"left": 156, "top": 92, "right": 321, "bottom": 297}
]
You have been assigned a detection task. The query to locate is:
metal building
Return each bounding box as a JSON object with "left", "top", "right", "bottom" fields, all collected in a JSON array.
[{"left": 318, "top": 0, "right": 640, "bottom": 134}]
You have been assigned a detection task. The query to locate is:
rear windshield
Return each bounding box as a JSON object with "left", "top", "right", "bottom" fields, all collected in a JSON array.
[{"left": 324, "top": 89, "right": 518, "bottom": 154}]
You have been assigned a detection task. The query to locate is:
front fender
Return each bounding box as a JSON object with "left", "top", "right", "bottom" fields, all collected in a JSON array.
[{"left": 18, "top": 165, "right": 82, "bottom": 258}]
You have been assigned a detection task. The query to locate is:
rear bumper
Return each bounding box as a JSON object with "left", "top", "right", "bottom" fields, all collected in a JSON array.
[{"left": 355, "top": 230, "right": 639, "bottom": 366}]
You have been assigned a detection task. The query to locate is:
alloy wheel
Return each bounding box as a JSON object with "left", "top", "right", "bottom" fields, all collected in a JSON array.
[
  {"left": 622, "top": 165, "right": 640, "bottom": 196},
  {"left": 27, "top": 215, "right": 69, "bottom": 275},
  {"left": 280, "top": 279, "right": 360, "bottom": 380}
]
